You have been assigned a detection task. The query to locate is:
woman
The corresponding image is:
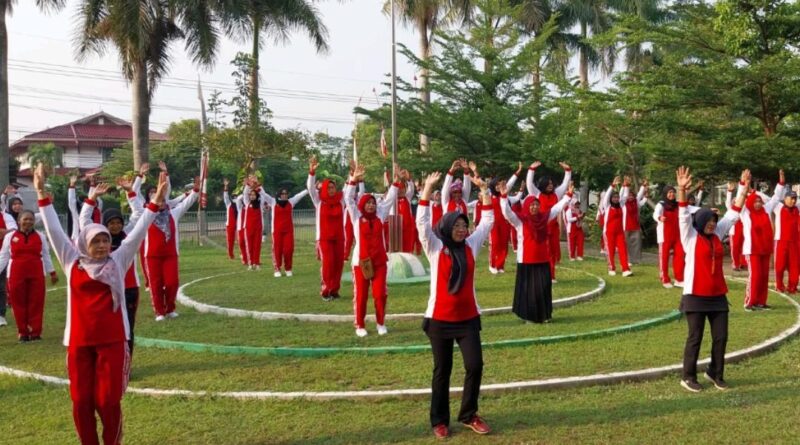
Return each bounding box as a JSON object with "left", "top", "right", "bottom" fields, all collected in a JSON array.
[
  {"left": 565, "top": 197, "right": 585, "bottom": 261},
  {"left": 242, "top": 176, "right": 265, "bottom": 270},
  {"left": 417, "top": 171, "right": 493, "bottom": 439},
  {"left": 222, "top": 178, "right": 239, "bottom": 260},
  {"left": 676, "top": 166, "right": 747, "bottom": 392},
  {"left": 602, "top": 177, "right": 633, "bottom": 277},
  {"left": 486, "top": 163, "right": 522, "bottom": 274},
  {"left": 35, "top": 164, "right": 167, "bottom": 445},
  {"left": 307, "top": 155, "right": 346, "bottom": 301},
  {"left": 653, "top": 184, "right": 685, "bottom": 288},
  {"left": 345, "top": 165, "right": 399, "bottom": 336},
  {"left": 431, "top": 190, "right": 444, "bottom": 228},
  {"left": 441, "top": 159, "right": 474, "bottom": 215},
  {"left": 773, "top": 189, "right": 799, "bottom": 294},
  {"left": 501, "top": 182, "right": 573, "bottom": 323},
  {"left": 725, "top": 182, "right": 747, "bottom": 271},
  {"left": 622, "top": 177, "right": 648, "bottom": 264},
  {"left": 0, "top": 209, "right": 58, "bottom": 341},
  {"left": 525, "top": 161, "right": 572, "bottom": 281}
]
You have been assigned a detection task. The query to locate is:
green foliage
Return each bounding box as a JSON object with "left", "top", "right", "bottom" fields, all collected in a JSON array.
[{"left": 26, "top": 142, "right": 62, "bottom": 173}]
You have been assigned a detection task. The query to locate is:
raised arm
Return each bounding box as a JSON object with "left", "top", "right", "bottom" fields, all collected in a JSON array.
[
  {"left": 441, "top": 169, "right": 454, "bottom": 208},
  {"left": 500, "top": 196, "right": 522, "bottom": 229},
  {"left": 114, "top": 174, "right": 167, "bottom": 271},
  {"left": 526, "top": 161, "right": 542, "bottom": 196},
  {"left": 307, "top": 156, "right": 321, "bottom": 206},
  {"left": 764, "top": 170, "right": 786, "bottom": 214},
  {"left": 466, "top": 178, "right": 494, "bottom": 254},
  {"left": 32, "top": 165, "right": 78, "bottom": 269},
  {"left": 549, "top": 190, "right": 575, "bottom": 222},
  {"left": 417, "top": 172, "right": 444, "bottom": 256},
  {"left": 554, "top": 162, "right": 572, "bottom": 199},
  {"left": 67, "top": 178, "right": 80, "bottom": 239},
  {"left": 258, "top": 187, "right": 276, "bottom": 208},
  {"left": 637, "top": 182, "right": 648, "bottom": 208},
  {"left": 289, "top": 190, "right": 309, "bottom": 207}
]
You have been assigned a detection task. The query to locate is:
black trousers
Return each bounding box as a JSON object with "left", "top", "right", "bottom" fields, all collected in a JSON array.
[
  {"left": 682, "top": 311, "right": 728, "bottom": 381},
  {"left": 125, "top": 288, "right": 140, "bottom": 356},
  {"left": 428, "top": 330, "right": 483, "bottom": 427},
  {"left": 0, "top": 268, "right": 6, "bottom": 317}
]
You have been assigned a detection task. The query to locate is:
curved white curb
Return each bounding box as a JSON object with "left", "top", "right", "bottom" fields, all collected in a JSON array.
[
  {"left": 176, "top": 268, "right": 606, "bottom": 322},
  {"left": 3, "top": 285, "right": 797, "bottom": 400}
]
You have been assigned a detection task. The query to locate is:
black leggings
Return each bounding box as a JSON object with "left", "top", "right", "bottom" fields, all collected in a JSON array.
[
  {"left": 0, "top": 269, "right": 6, "bottom": 317},
  {"left": 428, "top": 331, "right": 483, "bottom": 427},
  {"left": 125, "top": 288, "right": 140, "bottom": 356},
  {"left": 683, "top": 311, "right": 728, "bottom": 381}
]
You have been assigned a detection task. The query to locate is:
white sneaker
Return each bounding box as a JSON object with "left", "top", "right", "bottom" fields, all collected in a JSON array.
[
  {"left": 286, "top": 271, "right": 293, "bottom": 277},
  {"left": 376, "top": 325, "right": 388, "bottom": 336},
  {"left": 498, "top": 269, "right": 505, "bottom": 274},
  {"left": 489, "top": 267, "right": 499, "bottom": 275},
  {"left": 551, "top": 279, "right": 558, "bottom": 284},
  {"left": 608, "top": 270, "right": 617, "bottom": 276},
  {"left": 254, "top": 265, "right": 261, "bottom": 271},
  {"left": 0, "top": 316, "right": 7, "bottom": 327},
  {"left": 622, "top": 270, "right": 633, "bottom": 277},
  {"left": 674, "top": 281, "right": 684, "bottom": 288},
  {"left": 355, "top": 328, "right": 368, "bottom": 337},
  {"left": 662, "top": 283, "right": 674, "bottom": 289},
  {"left": 247, "top": 265, "right": 253, "bottom": 271},
  {"left": 274, "top": 271, "right": 282, "bottom": 278},
  {"left": 569, "top": 258, "right": 576, "bottom": 262},
  {"left": 166, "top": 312, "right": 179, "bottom": 319},
  {"left": 577, "top": 257, "right": 584, "bottom": 261},
  {"left": 155, "top": 315, "right": 166, "bottom": 322}
]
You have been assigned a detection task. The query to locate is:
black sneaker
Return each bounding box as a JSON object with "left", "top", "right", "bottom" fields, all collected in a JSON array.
[
  {"left": 29, "top": 336, "right": 42, "bottom": 341},
  {"left": 18, "top": 335, "right": 30, "bottom": 343},
  {"left": 757, "top": 304, "right": 772, "bottom": 310},
  {"left": 321, "top": 295, "right": 332, "bottom": 302},
  {"left": 680, "top": 379, "right": 703, "bottom": 393},
  {"left": 704, "top": 372, "right": 729, "bottom": 390},
  {"left": 331, "top": 292, "right": 342, "bottom": 300}
]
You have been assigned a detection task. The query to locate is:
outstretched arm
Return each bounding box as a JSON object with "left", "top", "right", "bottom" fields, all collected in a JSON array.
[{"left": 554, "top": 162, "right": 572, "bottom": 198}]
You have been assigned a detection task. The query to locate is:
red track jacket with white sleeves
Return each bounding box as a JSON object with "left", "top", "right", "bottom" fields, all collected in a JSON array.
[
  {"left": 679, "top": 202, "right": 741, "bottom": 296},
  {"left": 501, "top": 193, "right": 571, "bottom": 264}
]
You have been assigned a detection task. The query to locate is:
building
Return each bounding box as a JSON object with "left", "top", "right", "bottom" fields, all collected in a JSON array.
[{"left": 10, "top": 111, "right": 169, "bottom": 187}]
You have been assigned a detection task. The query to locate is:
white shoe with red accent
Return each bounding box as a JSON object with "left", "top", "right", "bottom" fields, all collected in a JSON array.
[
  {"left": 166, "top": 312, "right": 179, "bottom": 319},
  {"left": 377, "top": 325, "right": 388, "bottom": 336},
  {"left": 355, "top": 328, "right": 368, "bottom": 337}
]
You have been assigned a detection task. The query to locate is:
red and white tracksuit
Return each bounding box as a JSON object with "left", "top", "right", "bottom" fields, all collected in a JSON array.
[
  {"left": 741, "top": 182, "right": 785, "bottom": 307},
  {"left": 252, "top": 186, "right": 309, "bottom": 273},
  {"left": 442, "top": 171, "right": 472, "bottom": 215},
  {"left": 235, "top": 196, "right": 248, "bottom": 265},
  {"left": 725, "top": 190, "right": 747, "bottom": 270},
  {"left": 502, "top": 193, "right": 572, "bottom": 265},
  {"left": 678, "top": 202, "right": 740, "bottom": 296},
  {"left": 347, "top": 184, "right": 399, "bottom": 328},
  {"left": 241, "top": 188, "right": 265, "bottom": 267},
  {"left": 602, "top": 187, "right": 630, "bottom": 273},
  {"left": 526, "top": 166, "right": 572, "bottom": 279},
  {"left": 142, "top": 191, "right": 198, "bottom": 316},
  {"left": 773, "top": 202, "right": 800, "bottom": 293},
  {"left": 38, "top": 197, "right": 159, "bottom": 445},
  {"left": 596, "top": 193, "right": 606, "bottom": 253},
  {"left": 432, "top": 202, "right": 443, "bottom": 229},
  {"left": 489, "top": 195, "right": 512, "bottom": 271},
  {"left": 396, "top": 181, "right": 418, "bottom": 253},
  {"left": 654, "top": 201, "right": 685, "bottom": 284},
  {"left": 308, "top": 173, "right": 346, "bottom": 297},
  {"left": 565, "top": 202, "right": 585, "bottom": 260},
  {"left": 0, "top": 229, "right": 55, "bottom": 338},
  {"left": 223, "top": 191, "right": 238, "bottom": 259}
]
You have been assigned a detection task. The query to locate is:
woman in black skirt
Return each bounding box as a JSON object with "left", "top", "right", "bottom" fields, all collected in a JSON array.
[{"left": 500, "top": 181, "right": 574, "bottom": 323}]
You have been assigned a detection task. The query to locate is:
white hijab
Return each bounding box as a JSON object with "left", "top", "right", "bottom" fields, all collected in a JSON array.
[{"left": 77, "top": 224, "right": 124, "bottom": 312}]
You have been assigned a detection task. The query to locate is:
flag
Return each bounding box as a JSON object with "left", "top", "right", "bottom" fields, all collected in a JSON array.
[
  {"left": 384, "top": 168, "right": 390, "bottom": 188},
  {"left": 199, "top": 149, "right": 209, "bottom": 209},
  {"left": 380, "top": 125, "right": 388, "bottom": 158}
]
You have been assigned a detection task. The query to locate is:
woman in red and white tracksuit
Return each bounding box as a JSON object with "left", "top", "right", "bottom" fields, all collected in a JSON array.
[
  {"left": 396, "top": 176, "right": 418, "bottom": 253},
  {"left": 222, "top": 178, "right": 238, "bottom": 260},
  {"left": 142, "top": 178, "right": 199, "bottom": 320},
  {"left": 725, "top": 183, "right": 748, "bottom": 271},
  {"left": 346, "top": 167, "right": 399, "bottom": 336},
  {"left": 773, "top": 190, "right": 799, "bottom": 293},
  {"left": 675, "top": 166, "right": 745, "bottom": 392},
  {"left": 442, "top": 160, "right": 474, "bottom": 215},
  {"left": 565, "top": 197, "right": 585, "bottom": 261},
  {"left": 486, "top": 167, "right": 522, "bottom": 274},
  {"left": 431, "top": 190, "right": 444, "bottom": 228},
  {"left": 417, "top": 172, "right": 493, "bottom": 439},
  {"left": 526, "top": 161, "right": 572, "bottom": 280},
  {"left": 602, "top": 179, "right": 632, "bottom": 276},
  {"left": 250, "top": 183, "right": 309, "bottom": 277},
  {"left": 307, "top": 156, "right": 346, "bottom": 301},
  {"left": 653, "top": 185, "right": 685, "bottom": 288},
  {"left": 740, "top": 170, "right": 785, "bottom": 310},
  {"left": 0, "top": 210, "right": 57, "bottom": 341},
  {"left": 622, "top": 179, "right": 647, "bottom": 264},
  {"left": 241, "top": 177, "right": 266, "bottom": 270},
  {"left": 36, "top": 165, "right": 166, "bottom": 445}
]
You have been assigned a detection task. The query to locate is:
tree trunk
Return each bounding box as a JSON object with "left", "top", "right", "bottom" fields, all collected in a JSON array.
[
  {"left": 131, "top": 61, "right": 151, "bottom": 170},
  {"left": 0, "top": 3, "right": 9, "bottom": 186},
  {"left": 579, "top": 21, "right": 589, "bottom": 89},
  {"left": 418, "top": 21, "right": 430, "bottom": 152},
  {"left": 249, "top": 18, "right": 261, "bottom": 128}
]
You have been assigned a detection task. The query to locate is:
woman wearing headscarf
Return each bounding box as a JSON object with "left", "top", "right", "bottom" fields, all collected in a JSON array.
[
  {"left": 221, "top": 178, "right": 239, "bottom": 260},
  {"left": 653, "top": 184, "right": 685, "bottom": 288},
  {"left": 0, "top": 188, "right": 19, "bottom": 328},
  {"left": 393, "top": 167, "right": 418, "bottom": 254},
  {"left": 34, "top": 164, "right": 167, "bottom": 445},
  {"left": 486, "top": 163, "right": 523, "bottom": 274},
  {"left": 307, "top": 155, "right": 347, "bottom": 301},
  {"left": 241, "top": 175, "right": 266, "bottom": 270},
  {"left": 772, "top": 187, "right": 799, "bottom": 294},
  {"left": 417, "top": 171, "right": 494, "bottom": 439},
  {"left": 565, "top": 196, "right": 585, "bottom": 261},
  {"left": 676, "top": 166, "right": 747, "bottom": 393},
  {"left": 525, "top": 161, "right": 572, "bottom": 281},
  {"left": 622, "top": 177, "right": 648, "bottom": 264},
  {"left": 501, "top": 181, "right": 573, "bottom": 323},
  {"left": 725, "top": 182, "right": 747, "bottom": 271},
  {"left": 431, "top": 190, "right": 444, "bottom": 228},
  {"left": 441, "top": 159, "right": 474, "bottom": 215},
  {"left": 739, "top": 169, "right": 785, "bottom": 310},
  {"left": 602, "top": 177, "right": 633, "bottom": 277},
  {"left": 0, "top": 208, "right": 57, "bottom": 341}
]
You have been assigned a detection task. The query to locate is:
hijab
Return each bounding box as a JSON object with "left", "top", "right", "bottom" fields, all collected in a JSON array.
[
  {"left": 434, "top": 212, "right": 469, "bottom": 295},
  {"left": 660, "top": 186, "right": 677, "bottom": 211},
  {"left": 77, "top": 224, "right": 124, "bottom": 311},
  {"left": 102, "top": 208, "right": 126, "bottom": 250},
  {"left": 276, "top": 188, "right": 290, "bottom": 208},
  {"left": 6, "top": 196, "right": 22, "bottom": 221},
  {"left": 319, "top": 179, "right": 343, "bottom": 218},
  {"left": 357, "top": 194, "right": 378, "bottom": 221},
  {"left": 520, "top": 195, "right": 549, "bottom": 242},
  {"left": 692, "top": 208, "right": 718, "bottom": 239}
]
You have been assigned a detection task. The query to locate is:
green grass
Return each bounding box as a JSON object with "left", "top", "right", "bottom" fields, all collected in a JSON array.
[{"left": 1, "top": 241, "right": 799, "bottom": 443}]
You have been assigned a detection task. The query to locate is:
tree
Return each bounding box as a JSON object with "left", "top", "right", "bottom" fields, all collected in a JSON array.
[
  {"left": 75, "top": 0, "right": 221, "bottom": 170},
  {"left": 1, "top": 0, "right": 66, "bottom": 186},
  {"left": 26, "top": 142, "right": 62, "bottom": 174},
  {"left": 218, "top": 0, "right": 328, "bottom": 128}
]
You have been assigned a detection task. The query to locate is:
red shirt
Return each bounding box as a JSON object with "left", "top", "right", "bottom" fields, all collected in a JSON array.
[
  {"left": 68, "top": 263, "right": 127, "bottom": 346},
  {"left": 690, "top": 233, "right": 727, "bottom": 296},
  {"left": 624, "top": 198, "right": 640, "bottom": 231},
  {"left": 432, "top": 247, "right": 478, "bottom": 322},
  {"left": 145, "top": 213, "right": 178, "bottom": 257},
  {"left": 357, "top": 216, "right": 388, "bottom": 267},
  {"left": 7, "top": 230, "right": 45, "bottom": 278}
]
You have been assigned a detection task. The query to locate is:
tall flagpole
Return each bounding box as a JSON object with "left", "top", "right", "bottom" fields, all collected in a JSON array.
[{"left": 389, "top": 0, "right": 401, "bottom": 253}]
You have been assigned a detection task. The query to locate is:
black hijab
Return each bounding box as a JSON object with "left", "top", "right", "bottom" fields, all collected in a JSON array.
[
  {"left": 692, "top": 208, "right": 718, "bottom": 239},
  {"left": 102, "top": 208, "right": 126, "bottom": 250},
  {"left": 434, "top": 211, "right": 469, "bottom": 295},
  {"left": 609, "top": 191, "right": 621, "bottom": 208},
  {"left": 488, "top": 177, "right": 500, "bottom": 197},
  {"left": 660, "top": 185, "right": 677, "bottom": 211},
  {"left": 537, "top": 176, "right": 554, "bottom": 195},
  {"left": 6, "top": 196, "right": 22, "bottom": 221},
  {"left": 276, "top": 188, "right": 290, "bottom": 208}
]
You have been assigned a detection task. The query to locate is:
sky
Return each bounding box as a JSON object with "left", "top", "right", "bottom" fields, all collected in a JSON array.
[{"left": 6, "top": 0, "right": 420, "bottom": 141}]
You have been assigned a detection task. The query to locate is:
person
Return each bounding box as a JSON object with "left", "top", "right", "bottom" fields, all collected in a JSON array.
[
  {"left": 0, "top": 209, "right": 58, "bottom": 341},
  {"left": 740, "top": 169, "right": 785, "bottom": 311},
  {"left": 653, "top": 184, "right": 685, "bottom": 288},
  {"left": 441, "top": 159, "right": 474, "bottom": 215},
  {"left": 394, "top": 167, "right": 418, "bottom": 253},
  {"left": 0, "top": 187, "right": 18, "bottom": 328},
  {"left": 80, "top": 179, "right": 146, "bottom": 356},
  {"left": 68, "top": 175, "right": 102, "bottom": 241},
  {"left": 486, "top": 163, "right": 523, "bottom": 274},
  {"left": 241, "top": 176, "right": 266, "bottom": 270},
  {"left": 345, "top": 165, "right": 400, "bottom": 336},
  {"left": 565, "top": 196, "right": 585, "bottom": 261},
  {"left": 417, "top": 171, "right": 494, "bottom": 439},
  {"left": 525, "top": 161, "right": 572, "bottom": 281},
  {"left": 222, "top": 178, "right": 239, "bottom": 260},
  {"left": 774, "top": 189, "right": 800, "bottom": 293},
  {"left": 248, "top": 181, "right": 309, "bottom": 277},
  {"left": 35, "top": 163, "right": 168, "bottom": 445},
  {"left": 307, "top": 155, "right": 346, "bottom": 301},
  {"left": 596, "top": 190, "right": 607, "bottom": 255},
  {"left": 431, "top": 190, "right": 444, "bottom": 228},
  {"left": 502, "top": 181, "right": 573, "bottom": 323},
  {"left": 602, "top": 177, "right": 633, "bottom": 277},
  {"left": 622, "top": 177, "right": 648, "bottom": 264},
  {"left": 725, "top": 182, "right": 747, "bottom": 271},
  {"left": 676, "top": 166, "right": 747, "bottom": 393},
  {"left": 141, "top": 175, "right": 200, "bottom": 321}
]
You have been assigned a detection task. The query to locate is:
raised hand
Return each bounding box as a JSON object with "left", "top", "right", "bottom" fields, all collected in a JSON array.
[
  {"left": 696, "top": 179, "right": 705, "bottom": 190},
  {"left": 779, "top": 169, "right": 785, "bottom": 184},
  {"left": 153, "top": 172, "right": 169, "bottom": 206},
  {"left": 676, "top": 166, "right": 692, "bottom": 190},
  {"left": 470, "top": 175, "right": 488, "bottom": 191},
  {"left": 158, "top": 161, "right": 168, "bottom": 173},
  {"left": 89, "top": 183, "right": 111, "bottom": 200},
  {"left": 353, "top": 164, "right": 367, "bottom": 181},
  {"left": 568, "top": 181, "right": 575, "bottom": 195},
  {"left": 424, "top": 172, "right": 442, "bottom": 189},
  {"left": 223, "top": 178, "right": 229, "bottom": 189},
  {"left": 33, "top": 163, "right": 47, "bottom": 195},
  {"left": 450, "top": 159, "right": 461, "bottom": 171},
  {"left": 559, "top": 162, "right": 571, "bottom": 171},
  {"left": 468, "top": 161, "right": 479, "bottom": 178},
  {"left": 116, "top": 177, "right": 133, "bottom": 192},
  {"left": 740, "top": 169, "right": 751, "bottom": 184},
  {"left": 727, "top": 181, "right": 736, "bottom": 193},
  {"left": 529, "top": 161, "right": 542, "bottom": 170},
  {"left": 69, "top": 174, "right": 78, "bottom": 188},
  {"left": 613, "top": 176, "right": 621, "bottom": 187},
  {"left": 309, "top": 155, "right": 319, "bottom": 173},
  {"left": 641, "top": 179, "right": 649, "bottom": 188},
  {"left": 498, "top": 181, "right": 509, "bottom": 195},
  {"left": 515, "top": 161, "right": 523, "bottom": 176},
  {"left": 623, "top": 176, "right": 631, "bottom": 187},
  {"left": 139, "top": 162, "right": 150, "bottom": 176}
]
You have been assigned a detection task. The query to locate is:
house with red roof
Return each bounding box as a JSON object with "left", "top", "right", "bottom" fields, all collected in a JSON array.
[{"left": 10, "top": 111, "right": 168, "bottom": 187}]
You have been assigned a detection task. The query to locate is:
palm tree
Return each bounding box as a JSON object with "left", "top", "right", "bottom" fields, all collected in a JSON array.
[
  {"left": 218, "top": 0, "right": 328, "bottom": 128},
  {"left": 26, "top": 142, "right": 62, "bottom": 174},
  {"left": 559, "top": 0, "right": 615, "bottom": 89},
  {"left": 75, "top": 0, "right": 221, "bottom": 169},
  {"left": 0, "top": 0, "right": 65, "bottom": 186}
]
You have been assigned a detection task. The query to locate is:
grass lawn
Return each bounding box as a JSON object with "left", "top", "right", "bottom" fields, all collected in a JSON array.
[{"left": 1, "top": 240, "right": 798, "bottom": 444}]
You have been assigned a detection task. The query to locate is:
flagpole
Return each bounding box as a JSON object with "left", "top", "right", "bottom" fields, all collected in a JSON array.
[
  {"left": 389, "top": 0, "right": 402, "bottom": 253},
  {"left": 197, "top": 78, "right": 208, "bottom": 245}
]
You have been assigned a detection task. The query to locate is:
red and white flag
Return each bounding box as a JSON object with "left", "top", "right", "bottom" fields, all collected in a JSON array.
[{"left": 380, "top": 125, "right": 388, "bottom": 158}]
